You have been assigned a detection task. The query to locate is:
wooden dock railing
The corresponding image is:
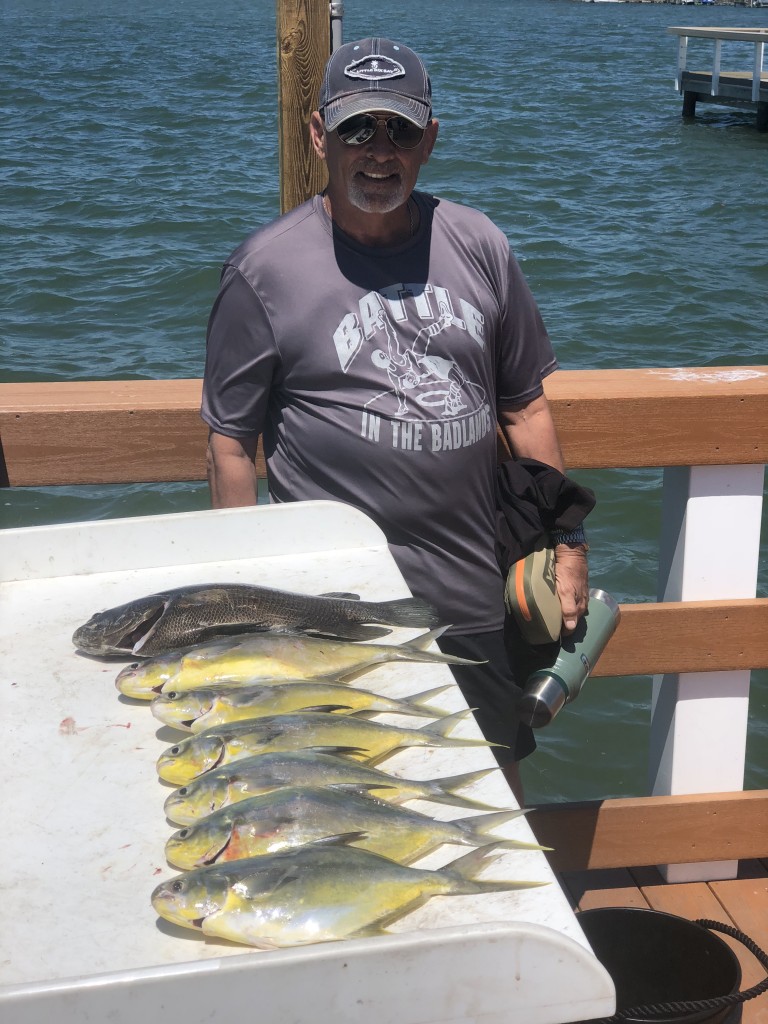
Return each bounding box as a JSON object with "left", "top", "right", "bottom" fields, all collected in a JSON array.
[
  {"left": 1, "top": 366, "right": 767, "bottom": 878},
  {"left": 2, "top": 367, "right": 766, "bottom": 486}
]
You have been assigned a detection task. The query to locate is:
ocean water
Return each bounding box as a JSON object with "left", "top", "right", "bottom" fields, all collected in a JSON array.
[{"left": 1, "top": 0, "right": 766, "bottom": 802}]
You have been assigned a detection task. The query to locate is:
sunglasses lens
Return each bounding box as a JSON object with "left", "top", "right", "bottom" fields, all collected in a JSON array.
[
  {"left": 335, "top": 114, "right": 425, "bottom": 150},
  {"left": 336, "top": 114, "right": 378, "bottom": 146},
  {"left": 387, "top": 117, "right": 424, "bottom": 150}
]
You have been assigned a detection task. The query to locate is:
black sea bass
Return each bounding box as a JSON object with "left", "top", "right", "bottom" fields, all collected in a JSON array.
[{"left": 73, "top": 583, "right": 440, "bottom": 657}]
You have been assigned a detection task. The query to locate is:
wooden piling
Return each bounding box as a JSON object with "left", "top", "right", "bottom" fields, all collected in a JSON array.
[
  {"left": 682, "top": 91, "right": 697, "bottom": 118},
  {"left": 276, "top": 0, "right": 330, "bottom": 214}
]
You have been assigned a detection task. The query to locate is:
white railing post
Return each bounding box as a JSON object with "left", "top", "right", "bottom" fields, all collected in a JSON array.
[
  {"left": 753, "top": 41, "right": 764, "bottom": 102},
  {"left": 711, "top": 38, "right": 722, "bottom": 96},
  {"left": 676, "top": 34, "right": 688, "bottom": 92},
  {"left": 649, "top": 463, "right": 765, "bottom": 883}
]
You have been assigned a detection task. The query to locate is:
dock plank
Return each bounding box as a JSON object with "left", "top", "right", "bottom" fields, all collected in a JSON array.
[
  {"left": 558, "top": 868, "right": 651, "bottom": 912},
  {"left": 633, "top": 865, "right": 768, "bottom": 999},
  {"left": 533, "top": 791, "right": 768, "bottom": 872}
]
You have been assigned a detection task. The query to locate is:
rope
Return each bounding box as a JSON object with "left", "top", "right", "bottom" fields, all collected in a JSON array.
[{"left": 596, "top": 919, "right": 768, "bottom": 1022}]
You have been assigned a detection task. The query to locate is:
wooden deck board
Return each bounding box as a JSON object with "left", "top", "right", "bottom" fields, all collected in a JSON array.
[
  {"left": 687, "top": 71, "right": 768, "bottom": 83},
  {"left": 633, "top": 865, "right": 768, "bottom": 995},
  {"left": 558, "top": 867, "right": 651, "bottom": 911},
  {"left": 532, "top": 792, "right": 768, "bottom": 873},
  {"left": 556, "top": 863, "right": 768, "bottom": 1021}
]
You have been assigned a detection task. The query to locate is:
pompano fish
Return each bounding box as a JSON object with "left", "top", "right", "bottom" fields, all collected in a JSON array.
[
  {"left": 163, "top": 751, "right": 500, "bottom": 825},
  {"left": 73, "top": 583, "right": 440, "bottom": 657},
  {"left": 156, "top": 709, "right": 502, "bottom": 785},
  {"left": 164, "top": 785, "right": 540, "bottom": 869},
  {"left": 116, "top": 627, "right": 483, "bottom": 700},
  {"left": 151, "top": 840, "right": 546, "bottom": 948},
  {"left": 151, "top": 681, "right": 453, "bottom": 733}
]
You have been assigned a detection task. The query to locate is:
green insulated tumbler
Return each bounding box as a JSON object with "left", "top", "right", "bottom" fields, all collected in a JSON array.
[{"left": 518, "top": 588, "right": 621, "bottom": 728}]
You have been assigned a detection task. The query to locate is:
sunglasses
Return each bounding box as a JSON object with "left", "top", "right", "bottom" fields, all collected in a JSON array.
[{"left": 334, "top": 113, "right": 426, "bottom": 150}]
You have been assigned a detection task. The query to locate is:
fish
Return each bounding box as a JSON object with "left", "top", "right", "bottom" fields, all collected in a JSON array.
[
  {"left": 163, "top": 785, "right": 540, "bottom": 870},
  {"left": 116, "top": 626, "right": 483, "bottom": 700},
  {"left": 73, "top": 582, "right": 441, "bottom": 657},
  {"left": 163, "top": 751, "right": 501, "bottom": 826},
  {"left": 150, "top": 681, "right": 453, "bottom": 733},
  {"left": 151, "top": 839, "right": 547, "bottom": 948},
  {"left": 156, "top": 709, "right": 502, "bottom": 785}
]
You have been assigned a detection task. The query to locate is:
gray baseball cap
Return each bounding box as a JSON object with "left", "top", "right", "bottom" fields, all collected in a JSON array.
[{"left": 319, "top": 38, "right": 432, "bottom": 131}]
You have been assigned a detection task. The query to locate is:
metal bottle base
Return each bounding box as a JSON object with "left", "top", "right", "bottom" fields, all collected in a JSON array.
[{"left": 518, "top": 675, "right": 567, "bottom": 729}]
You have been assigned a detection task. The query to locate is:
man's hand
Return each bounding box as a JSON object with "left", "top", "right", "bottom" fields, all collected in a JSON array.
[{"left": 554, "top": 544, "right": 589, "bottom": 634}]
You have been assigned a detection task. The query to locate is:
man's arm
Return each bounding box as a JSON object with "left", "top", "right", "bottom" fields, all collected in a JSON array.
[
  {"left": 498, "top": 393, "right": 589, "bottom": 634},
  {"left": 206, "top": 430, "right": 260, "bottom": 508},
  {"left": 498, "top": 392, "right": 565, "bottom": 470}
]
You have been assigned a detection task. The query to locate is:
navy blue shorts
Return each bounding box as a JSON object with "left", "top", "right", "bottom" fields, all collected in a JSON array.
[{"left": 436, "top": 628, "right": 537, "bottom": 765}]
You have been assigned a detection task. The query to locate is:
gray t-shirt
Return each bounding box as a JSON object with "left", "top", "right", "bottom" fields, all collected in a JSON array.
[{"left": 201, "top": 192, "right": 557, "bottom": 633}]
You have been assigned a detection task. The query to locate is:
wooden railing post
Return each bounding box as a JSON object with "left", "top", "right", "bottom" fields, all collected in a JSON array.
[
  {"left": 276, "top": 0, "right": 330, "bottom": 214},
  {"left": 649, "top": 463, "right": 766, "bottom": 883}
]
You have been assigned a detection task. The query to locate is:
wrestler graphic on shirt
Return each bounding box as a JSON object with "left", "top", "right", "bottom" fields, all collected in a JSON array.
[{"left": 369, "top": 301, "right": 472, "bottom": 417}]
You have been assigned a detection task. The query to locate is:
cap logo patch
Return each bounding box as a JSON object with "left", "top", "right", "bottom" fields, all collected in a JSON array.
[{"left": 344, "top": 55, "right": 405, "bottom": 81}]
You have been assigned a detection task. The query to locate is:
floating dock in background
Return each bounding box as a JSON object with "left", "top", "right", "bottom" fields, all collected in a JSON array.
[{"left": 668, "top": 25, "right": 768, "bottom": 130}]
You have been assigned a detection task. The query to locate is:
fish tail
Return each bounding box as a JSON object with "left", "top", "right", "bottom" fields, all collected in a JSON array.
[
  {"left": 442, "top": 842, "right": 550, "bottom": 893},
  {"left": 402, "top": 625, "right": 450, "bottom": 650},
  {"left": 398, "top": 628, "right": 487, "bottom": 666},
  {"left": 455, "top": 810, "right": 549, "bottom": 851},
  {"left": 373, "top": 597, "right": 441, "bottom": 629},
  {"left": 421, "top": 768, "right": 504, "bottom": 810},
  {"left": 398, "top": 684, "right": 454, "bottom": 717},
  {"left": 418, "top": 709, "right": 507, "bottom": 749}
]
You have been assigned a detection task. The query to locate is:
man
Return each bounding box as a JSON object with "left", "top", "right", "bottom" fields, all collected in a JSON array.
[{"left": 201, "top": 38, "right": 589, "bottom": 802}]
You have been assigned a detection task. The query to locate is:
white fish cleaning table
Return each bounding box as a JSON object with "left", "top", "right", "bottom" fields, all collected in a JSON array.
[{"left": 0, "top": 501, "right": 614, "bottom": 1023}]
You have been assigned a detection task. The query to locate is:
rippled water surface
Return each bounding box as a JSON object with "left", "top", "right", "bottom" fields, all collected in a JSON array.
[{"left": 1, "top": 0, "right": 766, "bottom": 800}]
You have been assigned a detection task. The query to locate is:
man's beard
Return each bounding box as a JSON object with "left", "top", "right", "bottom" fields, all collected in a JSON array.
[{"left": 347, "top": 166, "right": 408, "bottom": 214}]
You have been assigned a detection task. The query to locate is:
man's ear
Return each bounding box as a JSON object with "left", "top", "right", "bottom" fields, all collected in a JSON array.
[{"left": 309, "top": 111, "right": 327, "bottom": 160}]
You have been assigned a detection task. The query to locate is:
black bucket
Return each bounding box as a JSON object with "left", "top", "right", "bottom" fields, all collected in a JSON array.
[{"left": 577, "top": 908, "right": 742, "bottom": 1024}]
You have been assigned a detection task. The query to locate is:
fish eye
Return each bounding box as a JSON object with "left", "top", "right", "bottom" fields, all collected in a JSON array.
[
  {"left": 170, "top": 879, "right": 185, "bottom": 893},
  {"left": 170, "top": 746, "right": 181, "bottom": 755},
  {"left": 178, "top": 787, "right": 188, "bottom": 796},
  {"left": 178, "top": 829, "right": 190, "bottom": 839},
  {"left": 167, "top": 692, "right": 179, "bottom": 700}
]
